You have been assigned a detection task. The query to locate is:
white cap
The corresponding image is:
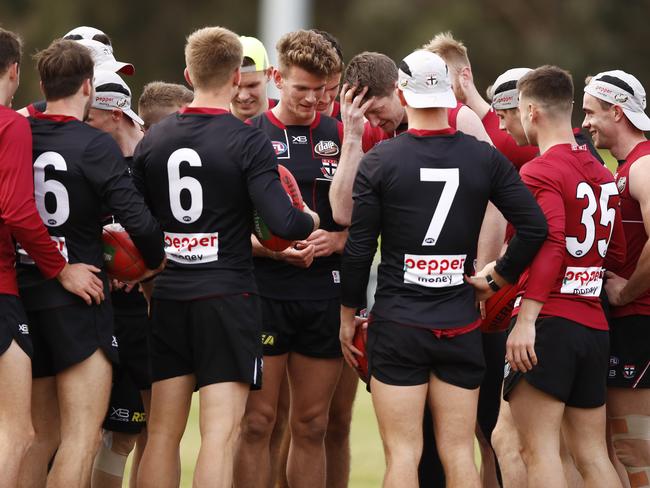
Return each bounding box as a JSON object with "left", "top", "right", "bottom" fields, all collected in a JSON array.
[
  {"left": 92, "top": 70, "right": 144, "bottom": 127},
  {"left": 63, "top": 26, "right": 111, "bottom": 45},
  {"left": 585, "top": 70, "right": 650, "bottom": 131},
  {"left": 397, "top": 50, "right": 456, "bottom": 109},
  {"left": 76, "top": 39, "right": 134, "bottom": 76},
  {"left": 491, "top": 68, "right": 532, "bottom": 110}
]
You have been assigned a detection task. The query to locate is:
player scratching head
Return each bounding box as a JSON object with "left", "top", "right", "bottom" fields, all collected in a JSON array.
[
  {"left": 0, "top": 28, "right": 22, "bottom": 107},
  {"left": 273, "top": 29, "right": 339, "bottom": 125},
  {"left": 582, "top": 70, "right": 650, "bottom": 152},
  {"left": 184, "top": 26, "right": 242, "bottom": 109},
  {"left": 517, "top": 65, "right": 576, "bottom": 152},
  {"left": 491, "top": 67, "right": 533, "bottom": 146},
  {"left": 34, "top": 39, "right": 94, "bottom": 120},
  {"left": 396, "top": 50, "right": 456, "bottom": 129},
  {"left": 231, "top": 36, "right": 272, "bottom": 121},
  {"left": 343, "top": 52, "right": 404, "bottom": 133},
  {"left": 138, "top": 81, "right": 193, "bottom": 130}
]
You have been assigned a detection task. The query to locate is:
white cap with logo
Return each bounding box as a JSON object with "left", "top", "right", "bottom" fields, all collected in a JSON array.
[
  {"left": 584, "top": 70, "right": 650, "bottom": 131},
  {"left": 63, "top": 26, "right": 111, "bottom": 45},
  {"left": 491, "top": 68, "right": 532, "bottom": 110},
  {"left": 76, "top": 39, "right": 134, "bottom": 76},
  {"left": 397, "top": 50, "right": 456, "bottom": 109},
  {"left": 92, "top": 70, "right": 144, "bottom": 127}
]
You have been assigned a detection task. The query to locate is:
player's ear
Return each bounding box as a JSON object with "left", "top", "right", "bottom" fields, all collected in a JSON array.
[
  {"left": 397, "top": 88, "right": 407, "bottom": 107},
  {"left": 612, "top": 104, "right": 626, "bottom": 123},
  {"left": 264, "top": 67, "right": 273, "bottom": 81},
  {"left": 112, "top": 109, "right": 122, "bottom": 122},
  {"left": 81, "top": 78, "right": 92, "bottom": 97},
  {"left": 273, "top": 68, "right": 282, "bottom": 89},
  {"left": 8, "top": 62, "right": 19, "bottom": 81},
  {"left": 233, "top": 67, "right": 241, "bottom": 87},
  {"left": 183, "top": 68, "right": 194, "bottom": 88}
]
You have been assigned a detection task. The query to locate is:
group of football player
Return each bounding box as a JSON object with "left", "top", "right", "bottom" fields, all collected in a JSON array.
[{"left": 0, "top": 20, "right": 648, "bottom": 488}]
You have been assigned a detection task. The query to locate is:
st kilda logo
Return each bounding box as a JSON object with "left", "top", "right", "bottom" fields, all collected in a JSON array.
[
  {"left": 320, "top": 159, "right": 338, "bottom": 179},
  {"left": 314, "top": 140, "right": 339, "bottom": 157}
]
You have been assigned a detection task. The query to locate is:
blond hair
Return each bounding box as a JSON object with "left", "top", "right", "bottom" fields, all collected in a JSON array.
[
  {"left": 138, "top": 81, "right": 194, "bottom": 129},
  {"left": 185, "top": 26, "right": 242, "bottom": 89},
  {"left": 276, "top": 30, "right": 338, "bottom": 78},
  {"left": 422, "top": 32, "right": 469, "bottom": 71}
]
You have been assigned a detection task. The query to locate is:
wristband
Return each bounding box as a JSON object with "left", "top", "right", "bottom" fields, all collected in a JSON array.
[{"left": 486, "top": 274, "right": 501, "bottom": 292}]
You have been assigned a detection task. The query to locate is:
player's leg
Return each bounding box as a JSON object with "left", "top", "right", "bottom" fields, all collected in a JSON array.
[
  {"left": 49, "top": 349, "right": 112, "bottom": 487},
  {"left": 509, "top": 380, "right": 566, "bottom": 488},
  {"left": 476, "top": 330, "right": 507, "bottom": 488},
  {"left": 563, "top": 404, "right": 622, "bottom": 488},
  {"left": 560, "top": 422, "right": 584, "bottom": 487},
  {"left": 607, "top": 316, "right": 650, "bottom": 487},
  {"left": 325, "top": 362, "right": 359, "bottom": 488},
  {"left": 607, "top": 417, "right": 632, "bottom": 488},
  {"left": 137, "top": 375, "right": 194, "bottom": 488},
  {"left": 194, "top": 382, "right": 250, "bottom": 487},
  {"left": 269, "top": 372, "right": 290, "bottom": 488},
  {"left": 0, "top": 338, "right": 34, "bottom": 488},
  {"left": 235, "top": 354, "right": 288, "bottom": 488},
  {"left": 128, "top": 389, "right": 152, "bottom": 488},
  {"left": 91, "top": 431, "right": 138, "bottom": 488},
  {"left": 491, "top": 397, "right": 527, "bottom": 488},
  {"left": 418, "top": 406, "right": 446, "bottom": 487},
  {"left": 286, "top": 353, "right": 343, "bottom": 488},
  {"left": 371, "top": 376, "right": 428, "bottom": 488}
]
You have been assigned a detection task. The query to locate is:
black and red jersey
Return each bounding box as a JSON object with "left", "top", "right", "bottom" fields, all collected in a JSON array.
[
  {"left": 17, "top": 113, "right": 164, "bottom": 310},
  {"left": 250, "top": 110, "right": 344, "bottom": 300},
  {"left": 514, "top": 144, "right": 626, "bottom": 330},
  {"left": 0, "top": 106, "right": 66, "bottom": 296},
  {"left": 611, "top": 140, "right": 650, "bottom": 318},
  {"left": 132, "top": 107, "right": 314, "bottom": 301},
  {"left": 26, "top": 100, "right": 47, "bottom": 117},
  {"left": 342, "top": 128, "right": 547, "bottom": 329}
]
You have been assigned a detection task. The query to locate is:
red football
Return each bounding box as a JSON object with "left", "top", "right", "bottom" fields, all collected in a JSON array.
[
  {"left": 253, "top": 164, "right": 305, "bottom": 252},
  {"left": 352, "top": 323, "right": 369, "bottom": 383},
  {"left": 102, "top": 223, "right": 147, "bottom": 282},
  {"left": 481, "top": 283, "right": 519, "bottom": 333}
]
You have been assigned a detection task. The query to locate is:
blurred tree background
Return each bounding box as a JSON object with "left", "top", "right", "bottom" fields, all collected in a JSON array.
[{"left": 3, "top": 0, "right": 650, "bottom": 121}]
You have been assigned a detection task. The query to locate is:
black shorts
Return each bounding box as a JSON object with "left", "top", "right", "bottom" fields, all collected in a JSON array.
[
  {"left": 477, "top": 330, "right": 506, "bottom": 441},
  {"left": 150, "top": 294, "right": 263, "bottom": 389},
  {"left": 503, "top": 316, "right": 609, "bottom": 408},
  {"left": 367, "top": 319, "right": 485, "bottom": 389},
  {"left": 103, "top": 366, "right": 146, "bottom": 434},
  {"left": 28, "top": 301, "right": 119, "bottom": 378},
  {"left": 0, "top": 294, "right": 32, "bottom": 358},
  {"left": 260, "top": 297, "right": 341, "bottom": 358},
  {"left": 608, "top": 315, "right": 650, "bottom": 389},
  {"left": 114, "top": 312, "right": 150, "bottom": 390}
]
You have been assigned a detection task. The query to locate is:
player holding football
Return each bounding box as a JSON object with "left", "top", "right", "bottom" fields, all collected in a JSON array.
[
  {"left": 583, "top": 70, "right": 650, "bottom": 488},
  {"left": 234, "top": 29, "right": 344, "bottom": 488},
  {"left": 494, "top": 66, "right": 625, "bottom": 488},
  {"left": 16, "top": 40, "right": 165, "bottom": 488},
  {"left": 341, "top": 49, "right": 547, "bottom": 488},
  {"left": 133, "top": 27, "right": 318, "bottom": 488}
]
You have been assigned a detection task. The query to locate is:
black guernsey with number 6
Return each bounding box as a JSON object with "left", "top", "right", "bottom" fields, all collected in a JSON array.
[
  {"left": 342, "top": 128, "right": 547, "bottom": 329},
  {"left": 18, "top": 113, "right": 164, "bottom": 310},
  {"left": 132, "top": 107, "right": 314, "bottom": 300}
]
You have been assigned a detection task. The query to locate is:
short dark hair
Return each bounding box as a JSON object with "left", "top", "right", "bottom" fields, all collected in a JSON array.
[
  {"left": 518, "top": 65, "right": 573, "bottom": 113},
  {"left": 343, "top": 52, "right": 397, "bottom": 104},
  {"left": 311, "top": 29, "right": 343, "bottom": 73},
  {"left": 35, "top": 39, "right": 94, "bottom": 101},
  {"left": 0, "top": 28, "right": 22, "bottom": 75},
  {"left": 276, "top": 30, "right": 339, "bottom": 78}
]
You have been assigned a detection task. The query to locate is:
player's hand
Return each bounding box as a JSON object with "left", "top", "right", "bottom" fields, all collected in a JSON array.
[
  {"left": 135, "top": 257, "right": 167, "bottom": 284},
  {"left": 340, "top": 84, "right": 373, "bottom": 140},
  {"left": 340, "top": 307, "right": 363, "bottom": 368},
  {"left": 465, "top": 274, "right": 495, "bottom": 302},
  {"left": 302, "top": 203, "right": 320, "bottom": 232},
  {"left": 604, "top": 271, "right": 630, "bottom": 306},
  {"left": 57, "top": 262, "right": 105, "bottom": 306},
  {"left": 506, "top": 318, "right": 537, "bottom": 372},
  {"left": 474, "top": 260, "right": 496, "bottom": 278},
  {"left": 306, "top": 229, "right": 348, "bottom": 257},
  {"left": 278, "top": 241, "right": 315, "bottom": 268}
]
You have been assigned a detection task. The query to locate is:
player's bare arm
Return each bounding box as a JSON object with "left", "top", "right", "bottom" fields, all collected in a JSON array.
[
  {"left": 506, "top": 298, "right": 542, "bottom": 372},
  {"left": 606, "top": 155, "right": 650, "bottom": 305},
  {"left": 330, "top": 84, "right": 372, "bottom": 226}
]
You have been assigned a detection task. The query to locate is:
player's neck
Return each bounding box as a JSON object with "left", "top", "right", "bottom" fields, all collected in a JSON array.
[
  {"left": 44, "top": 96, "right": 87, "bottom": 121},
  {"left": 462, "top": 86, "right": 491, "bottom": 120},
  {"left": 405, "top": 107, "right": 449, "bottom": 131},
  {"left": 115, "top": 123, "right": 143, "bottom": 158},
  {"left": 190, "top": 89, "right": 232, "bottom": 112},
  {"left": 272, "top": 102, "right": 315, "bottom": 126},
  {"left": 535, "top": 120, "right": 576, "bottom": 155},
  {"left": 0, "top": 80, "right": 14, "bottom": 107},
  {"left": 609, "top": 130, "right": 647, "bottom": 161}
]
